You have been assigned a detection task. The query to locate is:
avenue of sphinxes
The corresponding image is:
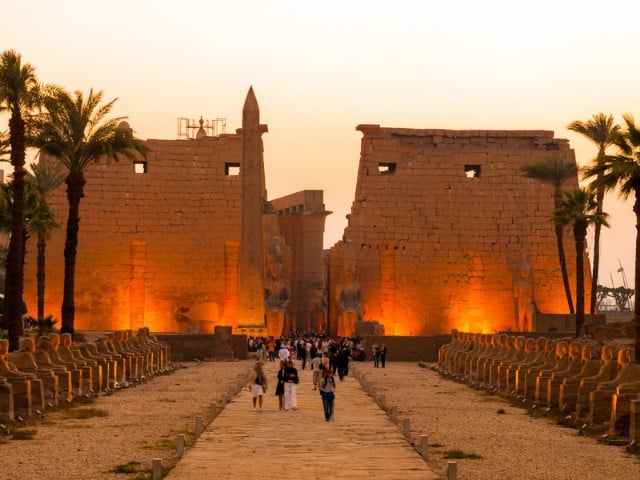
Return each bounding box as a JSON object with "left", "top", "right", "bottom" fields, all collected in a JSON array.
[{"left": 22, "top": 89, "right": 585, "bottom": 337}]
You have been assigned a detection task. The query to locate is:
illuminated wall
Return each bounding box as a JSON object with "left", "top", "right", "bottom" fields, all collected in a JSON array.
[
  {"left": 24, "top": 133, "right": 244, "bottom": 333},
  {"left": 329, "top": 125, "right": 587, "bottom": 335}
]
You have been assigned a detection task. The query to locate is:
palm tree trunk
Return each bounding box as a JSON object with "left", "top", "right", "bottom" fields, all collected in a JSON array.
[
  {"left": 574, "top": 224, "right": 586, "bottom": 338},
  {"left": 590, "top": 160, "right": 605, "bottom": 314},
  {"left": 37, "top": 233, "right": 46, "bottom": 320},
  {"left": 633, "top": 193, "right": 640, "bottom": 362},
  {"left": 3, "top": 112, "right": 26, "bottom": 351},
  {"left": 61, "top": 171, "right": 85, "bottom": 335},
  {"left": 555, "top": 224, "right": 575, "bottom": 313}
]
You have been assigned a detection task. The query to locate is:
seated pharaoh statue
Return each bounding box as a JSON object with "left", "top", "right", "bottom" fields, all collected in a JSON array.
[
  {"left": 264, "top": 236, "right": 291, "bottom": 338},
  {"left": 0, "top": 339, "right": 34, "bottom": 417},
  {"left": 335, "top": 242, "right": 362, "bottom": 338},
  {"left": 8, "top": 338, "right": 59, "bottom": 406}
]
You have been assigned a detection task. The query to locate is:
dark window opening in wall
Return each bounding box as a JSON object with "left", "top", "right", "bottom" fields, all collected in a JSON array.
[
  {"left": 225, "top": 162, "right": 240, "bottom": 176},
  {"left": 464, "top": 165, "right": 481, "bottom": 178},
  {"left": 134, "top": 161, "right": 147, "bottom": 174},
  {"left": 378, "top": 162, "right": 397, "bottom": 175}
]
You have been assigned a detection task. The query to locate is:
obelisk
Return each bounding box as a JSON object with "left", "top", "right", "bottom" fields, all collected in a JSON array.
[{"left": 238, "top": 86, "right": 267, "bottom": 326}]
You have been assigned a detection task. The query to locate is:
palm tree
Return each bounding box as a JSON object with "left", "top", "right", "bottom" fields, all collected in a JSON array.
[
  {"left": 583, "top": 113, "right": 640, "bottom": 360},
  {"left": 28, "top": 161, "right": 64, "bottom": 320},
  {"left": 522, "top": 156, "right": 578, "bottom": 313},
  {"left": 567, "top": 114, "right": 620, "bottom": 314},
  {"left": 32, "top": 88, "right": 149, "bottom": 335},
  {"left": 0, "top": 50, "right": 42, "bottom": 350},
  {"left": 553, "top": 188, "right": 609, "bottom": 338}
]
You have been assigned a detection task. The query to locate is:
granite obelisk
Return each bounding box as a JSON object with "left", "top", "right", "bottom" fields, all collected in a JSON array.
[{"left": 238, "top": 87, "right": 267, "bottom": 326}]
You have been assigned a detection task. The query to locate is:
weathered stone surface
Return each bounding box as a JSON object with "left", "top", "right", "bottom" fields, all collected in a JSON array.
[{"left": 330, "top": 126, "right": 583, "bottom": 335}]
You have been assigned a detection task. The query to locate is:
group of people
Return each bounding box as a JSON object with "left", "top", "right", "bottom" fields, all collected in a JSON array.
[
  {"left": 248, "top": 353, "right": 336, "bottom": 421},
  {"left": 371, "top": 343, "right": 387, "bottom": 368}
]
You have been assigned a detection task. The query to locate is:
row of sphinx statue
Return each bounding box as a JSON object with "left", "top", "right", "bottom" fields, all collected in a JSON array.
[
  {"left": 0, "top": 327, "right": 172, "bottom": 422},
  {"left": 436, "top": 332, "right": 640, "bottom": 438}
]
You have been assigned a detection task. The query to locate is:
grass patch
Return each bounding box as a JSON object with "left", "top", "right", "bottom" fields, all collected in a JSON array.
[
  {"left": 496, "top": 408, "right": 506, "bottom": 414},
  {"left": 11, "top": 429, "right": 37, "bottom": 440},
  {"left": 140, "top": 437, "right": 175, "bottom": 450},
  {"left": 62, "top": 408, "right": 108, "bottom": 420},
  {"left": 108, "top": 461, "right": 141, "bottom": 474},
  {"left": 443, "top": 449, "right": 483, "bottom": 459},
  {"left": 156, "top": 398, "right": 177, "bottom": 403},
  {"left": 429, "top": 443, "right": 444, "bottom": 448}
]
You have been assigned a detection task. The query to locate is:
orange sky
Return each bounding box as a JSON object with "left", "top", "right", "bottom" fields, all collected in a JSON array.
[{"left": 3, "top": 0, "right": 639, "bottom": 289}]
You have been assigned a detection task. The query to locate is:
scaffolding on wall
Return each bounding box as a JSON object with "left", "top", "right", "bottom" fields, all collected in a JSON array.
[{"left": 177, "top": 116, "right": 227, "bottom": 139}]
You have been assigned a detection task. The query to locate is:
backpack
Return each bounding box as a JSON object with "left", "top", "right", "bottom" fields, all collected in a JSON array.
[{"left": 322, "top": 377, "right": 335, "bottom": 393}]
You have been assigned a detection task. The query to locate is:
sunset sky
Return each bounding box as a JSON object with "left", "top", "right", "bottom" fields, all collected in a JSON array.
[{"left": 4, "top": 0, "right": 639, "bottom": 289}]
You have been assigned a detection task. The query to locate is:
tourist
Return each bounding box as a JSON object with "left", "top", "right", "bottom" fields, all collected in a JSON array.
[
  {"left": 278, "top": 342, "right": 290, "bottom": 363},
  {"left": 275, "top": 360, "right": 287, "bottom": 410},
  {"left": 372, "top": 343, "right": 380, "bottom": 368},
  {"left": 311, "top": 353, "right": 323, "bottom": 390},
  {"left": 319, "top": 369, "right": 336, "bottom": 421},
  {"left": 283, "top": 359, "right": 299, "bottom": 411},
  {"left": 248, "top": 361, "right": 267, "bottom": 410},
  {"left": 267, "top": 338, "right": 276, "bottom": 362},
  {"left": 336, "top": 345, "right": 349, "bottom": 381},
  {"left": 380, "top": 344, "right": 387, "bottom": 368}
]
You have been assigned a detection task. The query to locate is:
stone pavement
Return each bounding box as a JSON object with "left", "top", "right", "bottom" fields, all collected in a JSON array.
[{"left": 166, "top": 359, "right": 438, "bottom": 479}]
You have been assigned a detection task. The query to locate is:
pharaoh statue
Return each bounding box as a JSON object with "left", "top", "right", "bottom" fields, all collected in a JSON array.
[
  {"left": 264, "top": 236, "right": 290, "bottom": 337},
  {"left": 335, "top": 241, "right": 362, "bottom": 338},
  {"left": 513, "top": 256, "right": 535, "bottom": 331}
]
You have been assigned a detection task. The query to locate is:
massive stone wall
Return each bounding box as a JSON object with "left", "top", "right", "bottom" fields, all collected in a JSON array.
[
  {"left": 329, "top": 125, "right": 586, "bottom": 336},
  {"left": 25, "top": 134, "right": 244, "bottom": 333}
]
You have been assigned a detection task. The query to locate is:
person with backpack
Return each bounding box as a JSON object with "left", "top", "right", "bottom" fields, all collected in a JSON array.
[{"left": 319, "top": 369, "right": 336, "bottom": 421}]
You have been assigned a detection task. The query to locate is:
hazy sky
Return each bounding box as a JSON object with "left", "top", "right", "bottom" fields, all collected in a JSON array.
[{"left": 3, "top": 0, "right": 639, "bottom": 289}]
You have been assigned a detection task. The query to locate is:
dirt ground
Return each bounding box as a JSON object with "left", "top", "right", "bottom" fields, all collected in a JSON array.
[{"left": 1, "top": 359, "right": 638, "bottom": 480}]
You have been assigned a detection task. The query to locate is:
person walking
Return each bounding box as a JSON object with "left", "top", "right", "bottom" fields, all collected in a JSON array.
[
  {"left": 372, "top": 343, "right": 380, "bottom": 368},
  {"left": 380, "top": 344, "right": 387, "bottom": 368},
  {"left": 248, "top": 362, "right": 267, "bottom": 410},
  {"left": 275, "top": 360, "right": 287, "bottom": 410},
  {"left": 319, "top": 369, "right": 336, "bottom": 421},
  {"left": 283, "top": 359, "right": 299, "bottom": 411},
  {"left": 311, "top": 353, "right": 323, "bottom": 390}
]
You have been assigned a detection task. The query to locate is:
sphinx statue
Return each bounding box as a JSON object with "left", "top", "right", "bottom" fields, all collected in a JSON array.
[
  {"left": 9, "top": 337, "right": 59, "bottom": 406},
  {"left": 0, "top": 339, "right": 34, "bottom": 417},
  {"left": 33, "top": 336, "right": 75, "bottom": 401},
  {"left": 558, "top": 343, "right": 603, "bottom": 413}
]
